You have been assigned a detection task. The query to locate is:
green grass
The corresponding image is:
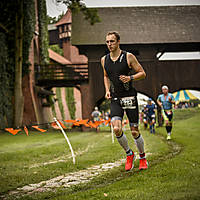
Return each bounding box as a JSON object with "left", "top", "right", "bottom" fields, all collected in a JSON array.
[{"left": 0, "top": 108, "right": 200, "bottom": 199}]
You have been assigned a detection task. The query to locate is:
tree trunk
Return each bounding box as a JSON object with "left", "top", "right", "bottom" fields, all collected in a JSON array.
[{"left": 14, "top": 0, "right": 24, "bottom": 127}]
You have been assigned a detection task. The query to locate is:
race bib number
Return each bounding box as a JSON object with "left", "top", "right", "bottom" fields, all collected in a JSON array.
[{"left": 120, "top": 96, "right": 136, "bottom": 109}]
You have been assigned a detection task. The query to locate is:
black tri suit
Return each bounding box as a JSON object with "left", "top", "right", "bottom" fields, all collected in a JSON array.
[{"left": 104, "top": 50, "right": 139, "bottom": 127}]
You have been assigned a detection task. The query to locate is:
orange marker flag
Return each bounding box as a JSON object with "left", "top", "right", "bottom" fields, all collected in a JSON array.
[
  {"left": 32, "top": 126, "right": 47, "bottom": 132},
  {"left": 100, "top": 118, "right": 105, "bottom": 122},
  {"left": 73, "top": 122, "right": 80, "bottom": 126},
  {"left": 24, "top": 126, "right": 29, "bottom": 136},
  {"left": 58, "top": 120, "right": 67, "bottom": 129},
  {"left": 77, "top": 119, "right": 89, "bottom": 125},
  {"left": 5, "top": 128, "right": 21, "bottom": 135},
  {"left": 83, "top": 123, "right": 90, "bottom": 127},
  {"left": 73, "top": 119, "right": 89, "bottom": 126},
  {"left": 51, "top": 122, "right": 60, "bottom": 129},
  {"left": 64, "top": 120, "right": 77, "bottom": 123},
  {"left": 95, "top": 120, "right": 104, "bottom": 126},
  {"left": 104, "top": 118, "right": 111, "bottom": 126},
  {"left": 88, "top": 121, "right": 98, "bottom": 128}
]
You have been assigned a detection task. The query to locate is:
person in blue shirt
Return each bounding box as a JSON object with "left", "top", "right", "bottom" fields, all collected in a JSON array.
[
  {"left": 141, "top": 105, "right": 148, "bottom": 130},
  {"left": 146, "top": 98, "right": 156, "bottom": 134},
  {"left": 157, "top": 85, "right": 175, "bottom": 140}
]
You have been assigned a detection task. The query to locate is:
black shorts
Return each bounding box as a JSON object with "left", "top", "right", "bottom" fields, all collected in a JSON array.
[
  {"left": 110, "top": 96, "right": 139, "bottom": 127},
  {"left": 147, "top": 114, "right": 156, "bottom": 122},
  {"left": 164, "top": 110, "right": 173, "bottom": 122}
]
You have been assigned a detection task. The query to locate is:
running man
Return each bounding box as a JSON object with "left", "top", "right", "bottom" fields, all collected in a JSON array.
[
  {"left": 101, "top": 31, "right": 148, "bottom": 171},
  {"left": 146, "top": 98, "right": 156, "bottom": 134},
  {"left": 141, "top": 105, "right": 148, "bottom": 130},
  {"left": 157, "top": 85, "right": 175, "bottom": 140}
]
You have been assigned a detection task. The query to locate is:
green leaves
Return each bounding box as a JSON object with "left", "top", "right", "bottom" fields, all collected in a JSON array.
[
  {"left": 0, "top": 33, "right": 13, "bottom": 128},
  {"left": 23, "top": 0, "right": 36, "bottom": 75},
  {"left": 38, "top": 0, "right": 49, "bottom": 65},
  {"left": 57, "top": 0, "right": 101, "bottom": 25}
]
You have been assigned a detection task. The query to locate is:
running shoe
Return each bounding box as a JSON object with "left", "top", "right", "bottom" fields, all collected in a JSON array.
[
  {"left": 167, "top": 135, "right": 171, "bottom": 140},
  {"left": 125, "top": 153, "right": 135, "bottom": 171},
  {"left": 139, "top": 158, "right": 148, "bottom": 170}
]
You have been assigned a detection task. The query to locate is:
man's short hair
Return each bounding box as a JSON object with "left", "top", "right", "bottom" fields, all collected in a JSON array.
[{"left": 106, "top": 31, "right": 120, "bottom": 41}]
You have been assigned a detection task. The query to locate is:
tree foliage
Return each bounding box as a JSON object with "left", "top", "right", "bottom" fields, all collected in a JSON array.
[
  {"left": 56, "top": 0, "right": 101, "bottom": 25},
  {"left": 65, "top": 88, "right": 76, "bottom": 119},
  {"left": 38, "top": 0, "right": 49, "bottom": 64},
  {"left": 0, "top": 0, "right": 36, "bottom": 128},
  {"left": 23, "top": 0, "right": 36, "bottom": 74},
  {"left": 0, "top": 0, "right": 99, "bottom": 128},
  {"left": 0, "top": 1, "right": 18, "bottom": 128},
  {"left": 47, "top": 13, "right": 65, "bottom": 24},
  {"left": 0, "top": 33, "right": 13, "bottom": 128},
  {"left": 49, "top": 45, "right": 64, "bottom": 56}
]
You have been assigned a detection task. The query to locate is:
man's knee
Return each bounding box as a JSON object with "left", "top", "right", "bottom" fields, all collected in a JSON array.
[
  {"left": 166, "top": 121, "right": 172, "bottom": 126},
  {"left": 131, "top": 129, "right": 140, "bottom": 138},
  {"left": 113, "top": 126, "right": 122, "bottom": 136}
]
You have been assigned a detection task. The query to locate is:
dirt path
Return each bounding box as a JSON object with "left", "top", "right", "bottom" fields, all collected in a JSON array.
[
  {"left": 9, "top": 159, "right": 126, "bottom": 197},
  {"left": 4, "top": 153, "right": 151, "bottom": 199}
]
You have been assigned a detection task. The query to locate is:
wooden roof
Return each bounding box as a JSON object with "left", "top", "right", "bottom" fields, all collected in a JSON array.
[
  {"left": 56, "top": 9, "right": 72, "bottom": 26},
  {"left": 48, "top": 49, "right": 72, "bottom": 65},
  {"left": 71, "top": 6, "right": 200, "bottom": 45}
]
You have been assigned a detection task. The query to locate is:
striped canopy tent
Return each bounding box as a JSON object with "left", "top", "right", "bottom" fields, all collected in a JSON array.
[{"left": 172, "top": 90, "right": 198, "bottom": 103}]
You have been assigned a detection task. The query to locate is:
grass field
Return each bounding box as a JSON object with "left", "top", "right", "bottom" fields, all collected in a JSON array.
[{"left": 0, "top": 108, "right": 200, "bottom": 200}]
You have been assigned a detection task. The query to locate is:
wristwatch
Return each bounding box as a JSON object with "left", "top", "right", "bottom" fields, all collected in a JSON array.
[{"left": 130, "top": 75, "right": 134, "bottom": 80}]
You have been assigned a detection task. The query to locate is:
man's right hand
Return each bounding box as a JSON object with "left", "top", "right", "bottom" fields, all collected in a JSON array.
[
  {"left": 105, "top": 91, "right": 111, "bottom": 99},
  {"left": 157, "top": 102, "right": 162, "bottom": 107}
]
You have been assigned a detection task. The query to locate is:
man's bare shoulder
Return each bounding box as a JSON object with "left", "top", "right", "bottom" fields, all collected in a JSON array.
[
  {"left": 101, "top": 55, "right": 106, "bottom": 61},
  {"left": 101, "top": 55, "right": 106, "bottom": 69},
  {"left": 127, "top": 52, "right": 136, "bottom": 60},
  {"left": 126, "top": 52, "right": 137, "bottom": 66}
]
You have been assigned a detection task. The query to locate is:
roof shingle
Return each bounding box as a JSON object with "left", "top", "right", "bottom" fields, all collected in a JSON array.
[{"left": 72, "top": 6, "right": 200, "bottom": 45}]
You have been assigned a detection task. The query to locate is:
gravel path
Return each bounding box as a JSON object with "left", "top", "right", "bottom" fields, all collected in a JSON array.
[
  {"left": 5, "top": 153, "right": 152, "bottom": 199},
  {"left": 7, "top": 159, "right": 126, "bottom": 198}
]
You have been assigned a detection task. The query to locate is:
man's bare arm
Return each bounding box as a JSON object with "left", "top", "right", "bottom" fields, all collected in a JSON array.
[
  {"left": 157, "top": 99, "right": 162, "bottom": 107},
  {"left": 101, "top": 56, "right": 111, "bottom": 99},
  {"left": 119, "top": 53, "right": 146, "bottom": 83}
]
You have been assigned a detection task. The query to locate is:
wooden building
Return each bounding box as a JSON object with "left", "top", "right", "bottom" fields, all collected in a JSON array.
[{"left": 71, "top": 6, "right": 200, "bottom": 120}]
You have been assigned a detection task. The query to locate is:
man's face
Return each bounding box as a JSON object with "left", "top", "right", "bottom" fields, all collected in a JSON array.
[
  {"left": 106, "top": 34, "right": 119, "bottom": 52},
  {"left": 162, "top": 88, "right": 168, "bottom": 95}
]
